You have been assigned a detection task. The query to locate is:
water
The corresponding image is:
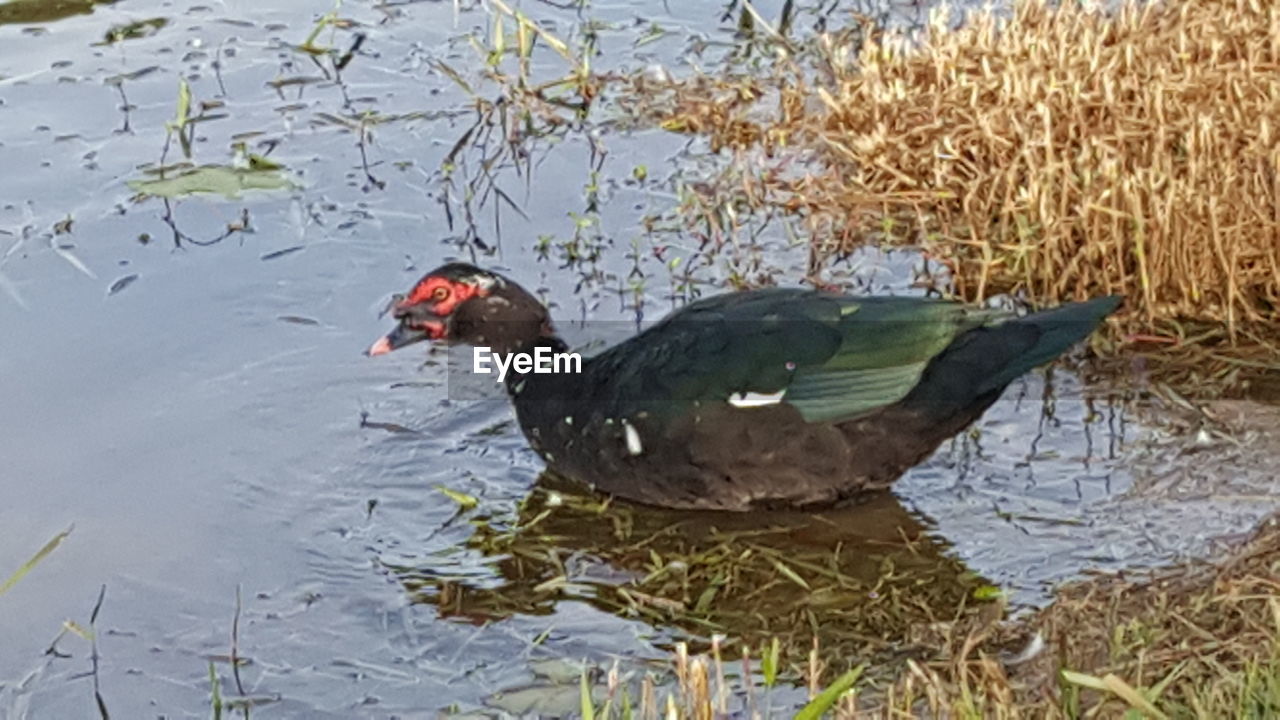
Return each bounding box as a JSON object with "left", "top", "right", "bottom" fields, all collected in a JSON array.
[{"left": 1, "top": 0, "right": 1277, "bottom": 716}]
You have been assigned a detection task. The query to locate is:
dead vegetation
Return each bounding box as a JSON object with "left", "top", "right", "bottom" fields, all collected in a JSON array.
[
  {"left": 619, "top": 0, "right": 1280, "bottom": 397},
  {"left": 566, "top": 513, "right": 1280, "bottom": 718},
  {"left": 995, "top": 515, "right": 1280, "bottom": 718},
  {"left": 867, "top": 511, "right": 1280, "bottom": 717}
]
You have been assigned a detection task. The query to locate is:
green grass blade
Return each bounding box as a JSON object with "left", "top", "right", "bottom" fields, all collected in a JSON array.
[
  {"left": 770, "top": 559, "right": 810, "bottom": 591},
  {"left": 0, "top": 525, "right": 73, "bottom": 598},
  {"left": 209, "top": 661, "right": 223, "bottom": 720},
  {"left": 580, "top": 665, "right": 595, "bottom": 720},
  {"left": 762, "top": 637, "right": 780, "bottom": 688},
  {"left": 794, "top": 665, "right": 864, "bottom": 720}
]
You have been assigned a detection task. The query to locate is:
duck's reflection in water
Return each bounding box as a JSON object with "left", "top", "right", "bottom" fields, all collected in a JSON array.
[{"left": 384, "top": 474, "right": 996, "bottom": 670}]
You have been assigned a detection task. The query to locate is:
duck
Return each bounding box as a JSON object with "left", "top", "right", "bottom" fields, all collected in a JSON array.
[{"left": 368, "top": 262, "right": 1120, "bottom": 511}]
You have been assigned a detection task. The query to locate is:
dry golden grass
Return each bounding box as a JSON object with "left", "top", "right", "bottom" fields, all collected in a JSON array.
[{"left": 626, "top": 0, "right": 1280, "bottom": 395}]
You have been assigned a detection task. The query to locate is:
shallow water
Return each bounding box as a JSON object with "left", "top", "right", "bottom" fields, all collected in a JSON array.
[{"left": 1, "top": 0, "right": 1277, "bottom": 716}]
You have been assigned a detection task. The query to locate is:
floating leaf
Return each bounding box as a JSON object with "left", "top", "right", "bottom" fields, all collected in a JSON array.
[{"left": 128, "top": 165, "right": 293, "bottom": 199}]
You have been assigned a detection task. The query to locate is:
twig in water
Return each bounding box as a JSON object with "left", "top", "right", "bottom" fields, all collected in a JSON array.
[
  {"left": 231, "top": 585, "right": 246, "bottom": 696},
  {"left": 161, "top": 202, "right": 252, "bottom": 248},
  {"left": 89, "top": 585, "right": 109, "bottom": 719},
  {"left": 335, "top": 32, "right": 366, "bottom": 71}
]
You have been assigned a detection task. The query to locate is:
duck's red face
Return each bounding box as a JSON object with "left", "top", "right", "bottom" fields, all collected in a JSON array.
[{"left": 366, "top": 267, "right": 495, "bottom": 356}]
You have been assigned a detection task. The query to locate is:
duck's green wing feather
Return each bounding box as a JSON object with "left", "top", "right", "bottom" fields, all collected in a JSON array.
[
  {"left": 782, "top": 296, "right": 1004, "bottom": 421},
  {"left": 592, "top": 289, "right": 1005, "bottom": 424}
]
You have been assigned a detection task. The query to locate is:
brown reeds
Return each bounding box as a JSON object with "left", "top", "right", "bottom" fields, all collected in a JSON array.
[{"left": 631, "top": 0, "right": 1280, "bottom": 395}]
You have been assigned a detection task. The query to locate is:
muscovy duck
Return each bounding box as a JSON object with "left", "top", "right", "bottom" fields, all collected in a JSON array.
[{"left": 368, "top": 263, "right": 1120, "bottom": 510}]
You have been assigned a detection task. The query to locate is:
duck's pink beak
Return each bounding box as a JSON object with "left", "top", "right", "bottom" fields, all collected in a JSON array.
[
  {"left": 367, "top": 335, "right": 395, "bottom": 356},
  {"left": 366, "top": 323, "right": 432, "bottom": 356}
]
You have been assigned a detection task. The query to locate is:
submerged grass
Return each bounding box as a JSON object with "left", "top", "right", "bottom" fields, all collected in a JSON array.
[
  {"left": 568, "top": 513, "right": 1280, "bottom": 718},
  {"left": 390, "top": 481, "right": 995, "bottom": 682},
  {"left": 615, "top": 0, "right": 1280, "bottom": 397}
]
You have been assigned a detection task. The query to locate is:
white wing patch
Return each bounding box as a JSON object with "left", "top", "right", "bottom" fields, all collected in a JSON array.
[
  {"left": 728, "top": 389, "right": 787, "bottom": 408},
  {"left": 623, "top": 421, "right": 643, "bottom": 456}
]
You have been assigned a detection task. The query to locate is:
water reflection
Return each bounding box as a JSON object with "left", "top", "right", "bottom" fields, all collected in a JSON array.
[{"left": 385, "top": 476, "right": 992, "bottom": 668}]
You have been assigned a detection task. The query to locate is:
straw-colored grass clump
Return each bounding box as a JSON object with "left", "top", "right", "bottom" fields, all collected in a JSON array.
[{"left": 645, "top": 0, "right": 1280, "bottom": 392}]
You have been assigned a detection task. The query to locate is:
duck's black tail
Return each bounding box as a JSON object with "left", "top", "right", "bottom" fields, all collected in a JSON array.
[{"left": 901, "top": 296, "right": 1122, "bottom": 416}]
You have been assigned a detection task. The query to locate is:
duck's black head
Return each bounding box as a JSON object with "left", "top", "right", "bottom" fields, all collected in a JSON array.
[{"left": 367, "top": 263, "right": 556, "bottom": 357}]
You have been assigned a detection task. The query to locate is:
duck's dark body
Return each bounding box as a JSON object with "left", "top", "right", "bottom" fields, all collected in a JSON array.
[
  {"left": 510, "top": 367, "right": 990, "bottom": 510},
  {"left": 499, "top": 290, "right": 1120, "bottom": 510},
  {"left": 370, "top": 264, "right": 1120, "bottom": 511}
]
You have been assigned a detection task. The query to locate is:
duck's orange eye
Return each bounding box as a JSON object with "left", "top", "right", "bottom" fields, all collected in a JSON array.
[{"left": 431, "top": 286, "right": 450, "bottom": 302}]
